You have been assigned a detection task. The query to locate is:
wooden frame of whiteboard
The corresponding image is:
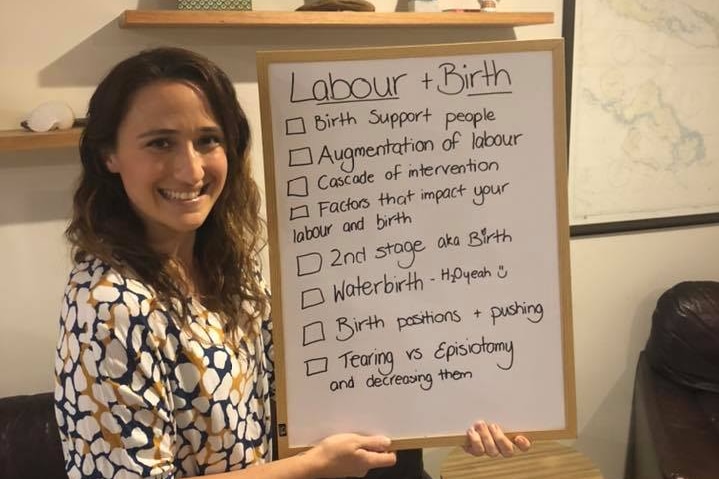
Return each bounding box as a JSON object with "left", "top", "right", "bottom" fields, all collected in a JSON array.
[{"left": 256, "top": 39, "right": 575, "bottom": 457}]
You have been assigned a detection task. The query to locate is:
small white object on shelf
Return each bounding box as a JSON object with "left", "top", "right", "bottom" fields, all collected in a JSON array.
[
  {"left": 408, "top": 0, "right": 440, "bottom": 12},
  {"left": 479, "top": 0, "right": 498, "bottom": 12},
  {"left": 23, "top": 101, "right": 75, "bottom": 132}
]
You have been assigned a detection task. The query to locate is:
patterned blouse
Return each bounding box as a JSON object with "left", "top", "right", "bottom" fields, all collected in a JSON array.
[{"left": 54, "top": 256, "right": 274, "bottom": 479}]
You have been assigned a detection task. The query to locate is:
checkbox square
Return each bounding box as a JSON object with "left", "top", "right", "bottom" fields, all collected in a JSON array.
[
  {"left": 285, "top": 117, "right": 307, "bottom": 135},
  {"left": 303, "top": 321, "right": 326, "bottom": 346},
  {"left": 287, "top": 177, "right": 308, "bottom": 197},
  {"left": 301, "top": 288, "right": 325, "bottom": 309},
  {"left": 297, "top": 252, "right": 322, "bottom": 276},
  {"left": 289, "top": 147, "right": 313, "bottom": 167},
  {"left": 304, "top": 357, "right": 328, "bottom": 376},
  {"left": 290, "top": 205, "right": 310, "bottom": 221}
]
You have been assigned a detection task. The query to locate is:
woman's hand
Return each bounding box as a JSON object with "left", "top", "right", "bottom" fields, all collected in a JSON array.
[
  {"left": 463, "top": 420, "right": 531, "bottom": 458},
  {"left": 304, "top": 433, "right": 397, "bottom": 478}
]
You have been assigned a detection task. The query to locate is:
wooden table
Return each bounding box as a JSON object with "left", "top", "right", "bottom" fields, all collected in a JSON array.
[{"left": 440, "top": 441, "right": 603, "bottom": 479}]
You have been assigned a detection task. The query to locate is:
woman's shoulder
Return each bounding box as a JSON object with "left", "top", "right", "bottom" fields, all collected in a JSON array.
[
  {"left": 63, "top": 255, "right": 164, "bottom": 329},
  {"left": 61, "top": 255, "right": 175, "bottom": 347},
  {"left": 66, "top": 254, "right": 154, "bottom": 299}
]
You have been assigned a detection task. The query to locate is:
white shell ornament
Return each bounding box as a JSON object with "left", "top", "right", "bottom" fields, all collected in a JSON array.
[{"left": 23, "top": 101, "right": 75, "bottom": 132}]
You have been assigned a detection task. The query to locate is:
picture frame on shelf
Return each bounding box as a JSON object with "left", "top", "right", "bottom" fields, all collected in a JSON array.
[{"left": 177, "top": 0, "right": 252, "bottom": 10}]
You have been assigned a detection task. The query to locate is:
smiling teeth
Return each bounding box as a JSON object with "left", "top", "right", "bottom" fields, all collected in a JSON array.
[{"left": 162, "top": 189, "right": 201, "bottom": 200}]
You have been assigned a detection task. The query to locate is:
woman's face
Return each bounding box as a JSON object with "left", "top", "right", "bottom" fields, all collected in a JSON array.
[{"left": 105, "top": 80, "right": 228, "bottom": 252}]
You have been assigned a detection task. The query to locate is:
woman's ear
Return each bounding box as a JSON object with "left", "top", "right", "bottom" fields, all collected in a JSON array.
[{"left": 104, "top": 152, "right": 120, "bottom": 173}]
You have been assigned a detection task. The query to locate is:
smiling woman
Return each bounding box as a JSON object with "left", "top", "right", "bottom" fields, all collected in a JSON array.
[
  {"left": 104, "top": 81, "right": 228, "bottom": 255},
  {"left": 54, "top": 47, "right": 404, "bottom": 479},
  {"left": 53, "top": 47, "right": 529, "bottom": 479}
]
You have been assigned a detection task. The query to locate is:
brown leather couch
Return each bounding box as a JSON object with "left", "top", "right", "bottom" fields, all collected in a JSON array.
[
  {"left": 625, "top": 281, "right": 719, "bottom": 479},
  {"left": 0, "top": 392, "right": 66, "bottom": 479}
]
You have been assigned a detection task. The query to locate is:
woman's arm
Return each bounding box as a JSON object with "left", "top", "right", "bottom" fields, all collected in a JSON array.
[{"left": 54, "top": 266, "right": 179, "bottom": 478}]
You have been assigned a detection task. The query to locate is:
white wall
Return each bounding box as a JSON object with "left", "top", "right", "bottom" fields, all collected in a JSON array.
[{"left": 2, "top": 2, "right": 718, "bottom": 479}]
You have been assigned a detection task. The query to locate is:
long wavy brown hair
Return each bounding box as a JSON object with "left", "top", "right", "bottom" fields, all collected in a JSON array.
[{"left": 66, "top": 47, "right": 268, "bottom": 331}]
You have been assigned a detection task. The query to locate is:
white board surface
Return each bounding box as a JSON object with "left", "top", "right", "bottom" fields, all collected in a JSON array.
[{"left": 256, "top": 39, "right": 574, "bottom": 456}]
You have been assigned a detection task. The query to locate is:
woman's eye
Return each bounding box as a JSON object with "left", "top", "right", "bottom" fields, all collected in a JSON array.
[
  {"left": 197, "top": 135, "right": 222, "bottom": 150},
  {"left": 197, "top": 135, "right": 223, "bottom": 151},
  {"left": 147, "top": 138, "right": 172, "bottom": 150}
]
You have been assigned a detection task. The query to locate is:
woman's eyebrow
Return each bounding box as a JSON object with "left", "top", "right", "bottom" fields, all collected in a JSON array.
[
  {"left": 137, "top": 128, "right": 177, "bottom": 139},
  {"left": 198, "top": 126, "right": 223, "bottom": 134}
]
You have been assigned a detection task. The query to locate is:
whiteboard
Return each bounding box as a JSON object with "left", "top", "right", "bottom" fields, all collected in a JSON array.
[{"left": 256, "top": 39, "right": 574, "bottom": 457}]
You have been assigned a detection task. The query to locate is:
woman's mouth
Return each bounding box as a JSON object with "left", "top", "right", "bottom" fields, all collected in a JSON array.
[{"left": 159, "top": 185, "right": 208, "bottom": 201}]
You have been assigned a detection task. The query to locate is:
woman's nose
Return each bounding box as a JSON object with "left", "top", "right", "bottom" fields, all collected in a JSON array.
[{"left": 174, "top": 142, "right": 204, "bottom": 184}]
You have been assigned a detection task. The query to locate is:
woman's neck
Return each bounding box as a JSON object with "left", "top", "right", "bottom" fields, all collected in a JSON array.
[
  {"left": 149, "top": 232, "right": 195, "bottom": 262},
  {"left": 149, "top": 233, "right": 200, "bottom": 297}
]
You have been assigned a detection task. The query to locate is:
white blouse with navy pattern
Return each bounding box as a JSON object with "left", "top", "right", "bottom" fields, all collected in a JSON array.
[{"left": 54, "top": 256, "right": 274, "bottom": 479}]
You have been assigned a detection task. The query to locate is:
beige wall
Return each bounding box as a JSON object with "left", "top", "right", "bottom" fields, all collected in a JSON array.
[{"left": 1, "top": 1, "right": 718, "bottom": 479}]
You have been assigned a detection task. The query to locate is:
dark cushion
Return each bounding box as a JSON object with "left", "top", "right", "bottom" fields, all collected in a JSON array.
[
  {"left": 626, "top": 281, "right": 719, "bottom": 479},
  {"left": 645, "top": 281, "right": 719, "bottom": 393},
  {"left": 627, "top": 353, "right": 719, "bottom": 479},
  {"left": 0, "top": 392, "right": 67, "bottom": 479}
]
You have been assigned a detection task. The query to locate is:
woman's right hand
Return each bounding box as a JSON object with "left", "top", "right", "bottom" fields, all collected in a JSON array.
[{"left": 303, "top": 433, "right": 397, "bottom": 478}]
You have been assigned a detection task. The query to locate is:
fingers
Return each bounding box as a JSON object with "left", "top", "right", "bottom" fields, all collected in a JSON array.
[
  {"left": 357, "top": 448, "right": 397, "bottom": 469},
  {"left": 356, "top": 436, "right": 397, "bottom": 472},
  {"left": 310, "top": 433, "right": 397, "bottom": 478},
  {"left": 476, "top": 421, "right": 499, "bottom": 457},
  {"left": 468, "top": 420, "right": 498, "bottom": 456},
  {"left": 357, "top": 435, "right": 392, "bottom": 452},
  {"left": 463, "top": 426, "right": 485, "bottom": 456},
  {"left": 513, "top": 435, "right": 532, "bottom": 452},
  {"left": 488, "top": 423, "right": 515, "bottom": 457},
  {"left": 465, "top": 421, "right": 531, "bottom": 458}
]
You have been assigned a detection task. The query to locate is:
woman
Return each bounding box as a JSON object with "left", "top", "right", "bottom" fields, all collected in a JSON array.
[{"left": 54, "top": 47, "right": 529, "bottom": 479}]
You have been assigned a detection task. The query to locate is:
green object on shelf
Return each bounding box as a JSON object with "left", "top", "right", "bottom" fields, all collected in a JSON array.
[{"left": 177, "top": 0, "right": 252, "bottom": 10}]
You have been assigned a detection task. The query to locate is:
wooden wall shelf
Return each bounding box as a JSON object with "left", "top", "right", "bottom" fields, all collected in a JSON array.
[
  {"left": 120, "top": 10, "right": 554, "bottom": 28},
  {"left": 2, "top": 11, "right": 552, "bottom": 153},
  {"left": 0, "top": 128, "right": 82, "bottom": 152}
]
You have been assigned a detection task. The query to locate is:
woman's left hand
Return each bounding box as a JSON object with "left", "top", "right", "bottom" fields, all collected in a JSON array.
[{"left": 463, "top": 420, "right": 531, "bottom": 457}]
